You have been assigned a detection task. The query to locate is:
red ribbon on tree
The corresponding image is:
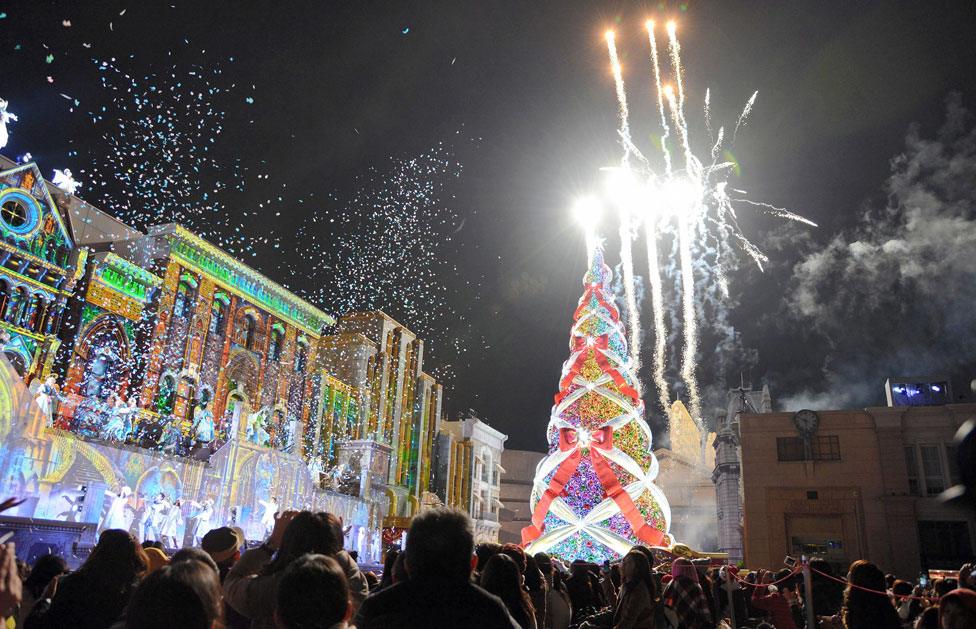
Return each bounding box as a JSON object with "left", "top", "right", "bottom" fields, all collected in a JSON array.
[
  {"left": 573, "top": 284, "right": 620, "bottom": 324},
  {"left": 554, "top": 335, "right": 641, "bottom": 406},
  {"left": 521, "top": 426, "right": 665, "bottom": 548}
]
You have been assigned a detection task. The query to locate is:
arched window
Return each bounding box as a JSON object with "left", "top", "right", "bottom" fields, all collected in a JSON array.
[
  {"left": 294, "top": 338, "right": 309, "bottom": 374},
  {"left": 156, "top": 374, "right": 177, "bottom": 416},
  {"left": 20, "top": 294, "right": 42, "bottom": 330},
  {"left": 239, "top": 314, "right": 256, "bottom": 350},
  {"left": 44, "top": 304, "right": 61, "bottom": 335},
  {"left": 208, "top": 300, "right": 228, "bottom": 338},
  {"left": 268, "top": 327, "right": 284, "bottom": 362},
  {"left": 6, "top": 287, "right": 26, "bottom": 325},
  {"left": 30, "top": 296, "right": 47, "bottom": 332},
  {"left": 3, "top": 351, "right": 26, "bottom": 376},
  {"left": 172, "top": 278, "right": 197, "bottom": 320}
]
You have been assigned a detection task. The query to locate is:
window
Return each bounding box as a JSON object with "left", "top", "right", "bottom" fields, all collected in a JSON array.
[
  {"left": 156, "top": 375, "right": 176, "bottom": 416},
  {"left": 294, "top": 340, "right": 308, "bottom": 374},
  {"left": 268, "top": 329, "right": 283, "bottom": 361},
  {"left": 0, "top": 199, "right": 29, "bottom": 229},
  {"left": 44, "top": 304, "right": 61, "bottom": 334},
  {"left": 814, "top": 436, "right": 841, "bottom": 460},
  {"left": 5, "top": 287, "right": 25, "bottom": 324},
  {"left": 0, "top": 193, "right": 39, "bottom": 235},
  {"left": 905, "top": 446, "right": 921, "bottom": 495},
  {"left": 920, "top": 445, "right": 945, "bottom": 495},
  {"left": 945, "top": 445, "right": 960, "bottom": 486},
  {"left": 173, "top": 281, "right": 196, "bottom": 319},
  {"left": 918, "top": 521, "right": 974, "bottom": 569},
  {"left": 21, "top": 294, "right": 42, "bottom": 330},
  {"left": 776, "top": 436, "right": 841, "bottom": 462},
  {"left": 208, "top": 302, "right": 227, "bottom": 338},
  {"left": 237, "top": 314, "right": 256, "bottom": 350}
]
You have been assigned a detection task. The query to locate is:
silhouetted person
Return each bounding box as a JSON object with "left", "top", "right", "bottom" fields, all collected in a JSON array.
[
  {"left": 354, "top": 507, "right": 518, "bottom": 628},
  {"left": 31, "top": 529, "right": 146, "bottom": 629},
  {"left": 274, "top": 554, "right": 351, "bottom": 629},
  {"left": 481, "top": 554, "right": 536, "bottom": 629},
  {"left": 125, "top": 559, "right": 222, "bottom": 629},
  {"left": 224, "top": 511, "right": 367, "bottom": 629}
]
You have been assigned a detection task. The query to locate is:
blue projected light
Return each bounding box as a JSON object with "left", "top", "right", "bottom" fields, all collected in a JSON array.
[{"left": 931, "top": 384, "right": 941, "bottom": 392}]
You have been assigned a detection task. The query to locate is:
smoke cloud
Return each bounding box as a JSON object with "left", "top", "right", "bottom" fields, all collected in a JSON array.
[{"left": 780, "top": 94, "right": 976, "bottom": 409}]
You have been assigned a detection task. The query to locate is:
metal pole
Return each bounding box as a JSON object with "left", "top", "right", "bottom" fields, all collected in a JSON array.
[
  {"left": 726, "top": 572, "right": 738, "bottom": 628},
  {"left": 802, "top": 556, "right": 816, "bottom": 629}
]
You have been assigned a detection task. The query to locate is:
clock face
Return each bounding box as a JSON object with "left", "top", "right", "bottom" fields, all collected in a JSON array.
[{"left": 793, "top": 409, "right": 819, "bottom": 434}]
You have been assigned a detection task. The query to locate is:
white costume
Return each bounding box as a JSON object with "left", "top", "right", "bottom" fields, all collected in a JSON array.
[
  {"left": 160, "top": 501, "right": 183, "bottom": 545},
  {"left": 258, "top": 498, "right": 278, "bottom": 535},
  {"left": 34, "top": 380, "right": 60, "bottom": 426},
  {"left": 51, "top": 169, "right": 81, "bottom": 195},
  {"left": 191, "top": 500, "right": 215, "bottom": 544},
  {"left": 144, "top": 494, "right": 169, "bottom": 540},
  {"left": 0, "top": 99, "right": 17, "bottom": 150},
  {"left": 101, "top": 486, "right": 132, "bottom": 531}
]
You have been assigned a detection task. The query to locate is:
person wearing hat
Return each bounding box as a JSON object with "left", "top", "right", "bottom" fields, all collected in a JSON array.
[
  {"left": 143, "top": 547, "right": 170, "bottom": 574},
  {"left": 202, "top": 526, "right": 250, "bottom": 629},
  {"left": 202, "top": 526, "right": 245, "bottom": 582}
]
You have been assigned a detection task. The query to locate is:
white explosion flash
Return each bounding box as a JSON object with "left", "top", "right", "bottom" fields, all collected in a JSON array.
[{"left": 583, "top": 21, "right": 816, "bottom": 430}]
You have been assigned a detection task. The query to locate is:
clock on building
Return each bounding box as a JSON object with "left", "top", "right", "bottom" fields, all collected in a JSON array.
[{"left": 792, "top": 409, "right": 819, "bottom": 435}]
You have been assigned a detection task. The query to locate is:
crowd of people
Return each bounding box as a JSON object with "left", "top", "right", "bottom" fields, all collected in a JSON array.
[{"left": 0, "top": 505, "right": 971, "bottom": 628}]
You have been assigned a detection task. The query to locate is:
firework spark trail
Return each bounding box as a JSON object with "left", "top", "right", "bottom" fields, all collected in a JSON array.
[
  {"left": 664, "top": 59, "right": 705, "bottom": 430},
  {"left": 643, "top": 214, "right": 671, "bottom": 415},
  {"left": 666, "top": 22, "right": 689, "bottom": 133},
  {"left": 598, "top": 21, "right": 815, "bottom": 431},
  {"left": 733, "top": 90, "right": 759, "bottom": 143},
  {"left": 645, "top": 21, "right": 672, "bottom": 176},
  {"left": 606, "top": 31, "right": 642, "bottom": 375},
  {"left": 677, "top": 212, "right": 703, "bottom": 428},
  {"left": 735, "top": 198, "right": 818, "bottom": 226},
  {"left": 642, "top": 20, "right": 675, "bottom": 414}
]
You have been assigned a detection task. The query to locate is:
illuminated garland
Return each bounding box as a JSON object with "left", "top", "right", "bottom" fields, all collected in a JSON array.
[{"left": 523, "top": 246, "right": 671, "bottom": 562}]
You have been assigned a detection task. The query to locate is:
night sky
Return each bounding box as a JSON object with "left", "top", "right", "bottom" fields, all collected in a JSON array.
[{"left": 2, "top": 1, "right": 976, "bottom": 451}]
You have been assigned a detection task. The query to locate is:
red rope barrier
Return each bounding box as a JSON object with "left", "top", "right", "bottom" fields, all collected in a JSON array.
[
  {"left": 808, "top": 566, "right": 935, "bottom": 602},
  {"left": 729, "top": 567, "right": 801, "bottom": 588}
]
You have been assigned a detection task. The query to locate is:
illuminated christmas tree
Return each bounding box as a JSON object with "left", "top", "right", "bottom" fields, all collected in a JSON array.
[{"left": 522, "top": 242, "right": 671, "bottom": 563}]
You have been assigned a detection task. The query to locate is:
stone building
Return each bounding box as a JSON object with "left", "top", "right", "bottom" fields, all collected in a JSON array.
[
  {"left": 438, "top": 412, "right": 507, "bottom": 543},
  {"left": 317, "top": 311, "right": 445, "bottom": 525},
  {"left": 654, "top": 401, "right": 717, "bottom": 551},
  {"left": 712, "top": 383, "right": 772, "bottom": 563},
  {"left": 740, "top": 397, "right": 976, "bottom": 576},
  {"left": 497, "top": 449, "right": 545, "bottom": 545}
]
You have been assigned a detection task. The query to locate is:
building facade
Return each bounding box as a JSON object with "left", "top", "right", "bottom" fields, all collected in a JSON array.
[
  {"left": 740, "top": 401, "right": 976, "bottom": 577},
  {"left": 654, "top": 401, "right": 718, "bottom": 552},
  {"left": 0, "top": 160, "right": 81, "bottom": 381},
  {"left": 712, "top": 383, "right": 772, "bottom": 563},
  {"left": 0, "top": 153, "right": 499, "bottom": 562},
  {"left": 498, "top": 449, "right": 545, "bottom": 545},
  {"left": 438, "top": 412, "right": 507, "bottom": 543}
]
